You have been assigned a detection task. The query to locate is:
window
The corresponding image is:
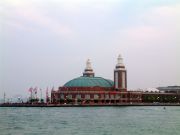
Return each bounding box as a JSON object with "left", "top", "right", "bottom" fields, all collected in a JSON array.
[
  {"left": 122, "top": 72, "right": 125, "bottom": 88},
  {"left": 115, "top": 72, "right": 118, "bottom": 89},
  {"left": 85, "top": 94, "right": 90, "bottom": 99},
  {"left": 110, "top": 95, "right": 114, "bottom": 99},
  {"left": 94, "top": 94, "right": 99, "bottom": 99},
  {"left": 122, "top": 95, "right": 126, "bottom": 98},
  {"left": 60, "top": 94, "right": 64, "bottom": 99},
  {"left": 76, "top": 94, "right": 81, "bottom": 99},
  {"left": 67, "top": 94, "right": 72, "bottom": 99},
  {"left": 115, "top": 94, "right": 120, "bottom": 99},
  {"left": 101, "top": 94, "right": 104, "bottom": 99},
  {"left": 105, "top": 94, "right": 109, "bottom": 99}
]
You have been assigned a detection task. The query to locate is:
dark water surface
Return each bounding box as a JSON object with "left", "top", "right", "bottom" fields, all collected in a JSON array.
[{"left": 0, "top": 107, "right": 180, "bottom": 135}]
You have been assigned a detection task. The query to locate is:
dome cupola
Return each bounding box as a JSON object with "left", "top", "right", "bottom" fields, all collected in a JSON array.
[{"left": 83, "top": 59, "right": 95, "bottom": 77}]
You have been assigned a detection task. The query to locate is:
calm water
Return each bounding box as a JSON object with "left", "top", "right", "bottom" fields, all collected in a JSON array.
[{"left": 0, "top": 107, "right": 180, "bottom": 135}]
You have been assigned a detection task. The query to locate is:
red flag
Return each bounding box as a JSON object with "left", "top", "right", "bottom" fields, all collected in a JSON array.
[
  {"left": 46, "top": 87, "right": 50, "bottom": 103},
  {"left": 28, "top": 87, "right": 33, "bottom": 92},
  {"left": 46, "top": 87, "right": 49, "bottom": 97},
  {"left": 33, "top": 87, "right": 38, "bottom": 94}
]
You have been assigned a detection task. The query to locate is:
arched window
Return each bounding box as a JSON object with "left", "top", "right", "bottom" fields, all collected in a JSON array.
[
  {"left": 60, "top": 94, "right": 64, "bottom": 99},
  {"left": 85, "top": 94, "right": 90, "bottom": 99}
]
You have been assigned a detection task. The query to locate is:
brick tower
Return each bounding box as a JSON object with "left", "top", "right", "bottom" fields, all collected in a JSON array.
[{"left": 114, "top": 54, "right": 127, "bottom": 91}]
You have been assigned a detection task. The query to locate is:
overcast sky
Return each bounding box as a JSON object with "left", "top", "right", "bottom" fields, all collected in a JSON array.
[{"left": 0, "top": 0, "right": 180, "bottom": 98}]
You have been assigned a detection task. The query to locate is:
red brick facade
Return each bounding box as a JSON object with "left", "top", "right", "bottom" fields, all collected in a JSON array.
[{"left": 51, "top": 87, "right": 142, "bottom": 104}]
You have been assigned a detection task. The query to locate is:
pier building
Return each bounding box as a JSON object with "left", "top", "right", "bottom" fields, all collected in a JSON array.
[
  {"left": 157, "top": 86, "right": 180, "bottom": 93},
  {"left": 51, "top": 55, "right": 142, "bottom": 104}
]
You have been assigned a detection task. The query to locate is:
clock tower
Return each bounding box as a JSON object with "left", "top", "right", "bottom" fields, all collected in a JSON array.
[{"left": 114, "top": 54, "right": 127, "bottom": 91}]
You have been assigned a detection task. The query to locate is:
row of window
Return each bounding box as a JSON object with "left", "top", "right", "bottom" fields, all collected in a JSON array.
[{"left": 59, "top": 94, "right": 129, "bottom": 100}]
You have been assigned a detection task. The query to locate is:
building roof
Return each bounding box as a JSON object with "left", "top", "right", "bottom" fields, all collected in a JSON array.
[
  {"left": 64, "top": 76, "right": 114, "bottom": 88},
  {"left": 157, "top": 86, "right": 180, "bottom": 91}
]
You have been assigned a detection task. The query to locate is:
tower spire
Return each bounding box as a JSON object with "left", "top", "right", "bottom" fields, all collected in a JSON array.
[
  {"left": 86, "top": 59, "right": 92, "bottom": 70},
  {"left": 116, "top": 54, "right": 124, "bottom": 68},
  {"left": 83, "top": 59, "right": 95, "bottom": 77}
]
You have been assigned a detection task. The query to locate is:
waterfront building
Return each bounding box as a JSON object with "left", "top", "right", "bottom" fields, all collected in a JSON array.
[
  {"left": 142, "top": 92, "right": 180, "bottom": 103},
  {"left": 157, "top": 86, "right": 180, "bottom": 93},
  {"left": 51, "top": 55, "right": 142, "bottom": 104},
  {"left": 51, "top": 55, "right": 180, "bottom": 105}
]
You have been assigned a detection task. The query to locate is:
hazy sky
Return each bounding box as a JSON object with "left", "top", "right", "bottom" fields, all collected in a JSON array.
[{"left": 0, "top": 0, "right": 180, "bottom": 98}]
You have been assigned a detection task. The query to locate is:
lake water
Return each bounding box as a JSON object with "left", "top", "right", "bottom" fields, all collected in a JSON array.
[{"left": 0, "top": 107, "right": 180, "bottom": 135}]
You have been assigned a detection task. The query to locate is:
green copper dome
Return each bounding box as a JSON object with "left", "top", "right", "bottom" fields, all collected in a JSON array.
[{"left": 64, "top": 76, "right": 114, "bottom": 88}]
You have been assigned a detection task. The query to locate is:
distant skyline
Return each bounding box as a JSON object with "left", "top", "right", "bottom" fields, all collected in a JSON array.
[{"left": 0, "top": 0, "right": 180, "bottom": 98}]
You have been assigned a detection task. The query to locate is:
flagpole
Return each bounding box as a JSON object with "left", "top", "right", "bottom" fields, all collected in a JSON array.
[
  {"left": 35, "top": 87, "right": 37, "bottom": 100},
  {"left": 28, "top": 87, "right": 33, "bottom": 103},
  {"left": 4, "top": 92, "right": 6, "bottom": 103},
  {"left": 36, "top": 88, "right": 37, "bottom": 100},
  {"left": 46, "top": 87, "right": 48, "bottom": 103},
  {"left": 31, "top": 89, "right": 32, "bottom": 102},
  {"left": 40, "top": 89, "right": 42, "bottom": 103}
]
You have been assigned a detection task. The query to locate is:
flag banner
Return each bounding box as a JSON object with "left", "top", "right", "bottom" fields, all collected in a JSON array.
[
  {"left": 33, "top": 87, "right": 38, "bottom": 94},
  {"left": 28, "top": 87, "right": 33, "bottom": 92}
]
